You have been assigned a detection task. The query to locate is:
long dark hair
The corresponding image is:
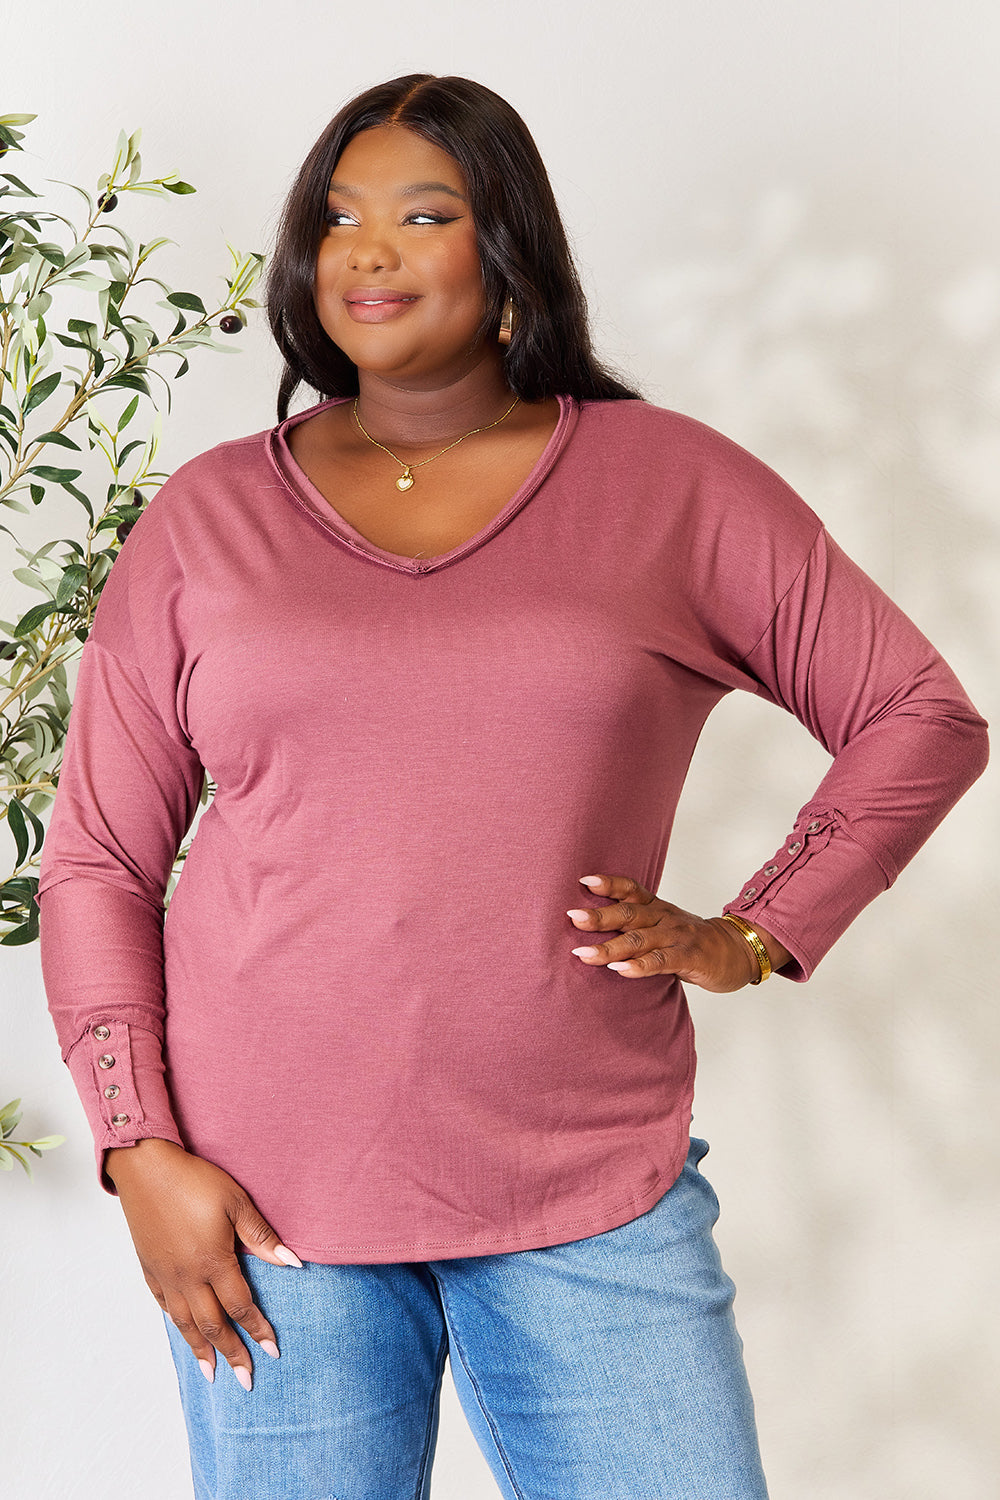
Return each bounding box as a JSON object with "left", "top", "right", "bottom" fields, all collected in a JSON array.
[{"left": 265, "top": 74, "right": 639, "bottom": 419}]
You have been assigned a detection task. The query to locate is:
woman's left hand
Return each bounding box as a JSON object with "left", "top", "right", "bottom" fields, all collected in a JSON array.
[{"left": 567, "top": 874, "right": 789, "bottom": 992}]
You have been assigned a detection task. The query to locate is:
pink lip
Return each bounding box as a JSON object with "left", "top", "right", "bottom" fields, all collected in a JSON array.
[{"left": 343, "top": 288, "right": 420, "bottom": 324}]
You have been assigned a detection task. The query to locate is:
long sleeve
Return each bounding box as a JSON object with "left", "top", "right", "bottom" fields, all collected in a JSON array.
[
  {"left": 722, "top": 528, "right": 989, "bottom": 979},
  {"left": 34, "top": 523, "right": 206, "bottom": 1187}
]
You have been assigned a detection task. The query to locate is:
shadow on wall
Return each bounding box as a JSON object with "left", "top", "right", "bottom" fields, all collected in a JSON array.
[{"left": 629, "top": 187, "right": 998, "bottom": 1499}]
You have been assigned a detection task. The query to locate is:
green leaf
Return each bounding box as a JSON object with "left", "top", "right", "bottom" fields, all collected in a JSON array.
[
  {"left": 50, "top": 332, "right": 92, "bottom": 355},
  {"left": 26, "top": 291, "right": 52, "bottom": 322},
  {"left": 166, "top": 291, "right": 206, "bottom": 314},
  {"left": 29, "top": 1135, "right": 65, "bottom": 1151},
  {"left": 13, "top": 599, "right": 60, "bottom": 636},
  {"left": 0, "top": 1152, "right": 15, "bottom": 1172},
  {"left": 102, "top": 371, "right": 150, "bottom": 396},
  {"left": 55, "top": 562, "right": 88, "bottom": 607},
  {"left": 7, "top": 797, "right": 29, "bottom": 866},
  {"left": 36, "top": 241, "right": 66, "bottom": 269},
  {"left": 1, "top": 241, "right": 38, "bottom": 274},
  {"left": 115, "top": 393, "right": 140, "bottom": 432},
  {"left": 162, "top": 180, "right": 196, "bottom": 195},
  {"left": 29, "top": 484, "right": 45, "bottom": 505},
  {"left": 27, "top": 465, "right": 81, "bottom": 483},
  {"left": 0, "top": 114, "right": 38, "bottom": 126},
  {"left": 63, "top": 482, "right": 95, "bottom": 522},
  {"left": 136, "top": 235, "right": 174, "bottom": 264},
  {"left": 15, "top": 797, "right": 45, "bottom": 857},
  {"left": 12, "top": 566, "right": 50, "bottom": 594},
  {"left": 2, "top": 876, "right": 41, "bottom": 903},
  {"left": 1, "top": 907, "right": 43, "bottom": 948},
  {"left": 23, "top": 369, "right": 61, "bottom": 415},
  {"left": 30, "top": 430, "right": 81, "bottom": 450},
  {"left": 1, "top": 172, "right": 34, "bottom": 194},
  {"left": 86, "top": 244, "right": 123, "bottom": 267},
  {"left": 0, "top": 1098, "right": 22, "bottom": 1131}
]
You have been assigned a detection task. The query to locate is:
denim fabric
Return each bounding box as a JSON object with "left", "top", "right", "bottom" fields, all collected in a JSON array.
[{"left": 165, "top": 1137, "right": 768, "bottom": 1500}]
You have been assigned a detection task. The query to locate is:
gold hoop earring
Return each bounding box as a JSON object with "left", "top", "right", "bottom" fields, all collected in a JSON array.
[{"left": 498, "top": 297, "right": 516, "bottom": 346}]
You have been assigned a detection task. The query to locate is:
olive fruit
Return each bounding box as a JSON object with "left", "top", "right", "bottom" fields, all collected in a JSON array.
[
  {"left": 97, "top": 192, "right": 118, "bottom": 213},
  {"left": 116, "top": 520, "right": 135, "bottom": 544},
  {"left": 0, "top": 638, "right": 18, "bottom": 660},
  {"left": 219, "top": 314, "right": 242, "bottom": 334}
]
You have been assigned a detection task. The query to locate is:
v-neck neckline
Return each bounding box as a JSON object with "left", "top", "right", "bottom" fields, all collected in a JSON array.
[{"left": 266, "top": 393, "right": 578, "bottom": 576}]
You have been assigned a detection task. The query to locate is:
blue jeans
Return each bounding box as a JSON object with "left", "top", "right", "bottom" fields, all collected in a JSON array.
[{"left": 165, "top": 1137, "right": 769, "bottom": 1499}]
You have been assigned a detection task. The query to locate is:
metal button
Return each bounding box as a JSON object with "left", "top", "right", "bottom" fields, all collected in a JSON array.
[
  {"left": 111, "top": 1113, "right": 130, "bottom": 1127},
  {"left": 764, "top": 865, "right": 778, "bottom": 875},
  {"left": 98, "top": 1054, "right": 116, "bottom": 1070},
  {"left": 788, "top": 841, "right": 802, "bottom": 854},
  {"left": 93, "top": 1025, "right": 111, "bottom": 1041},
  {"left": 807, "top": 820, "right": 821, "bottom": 832},
  {"left": 743, "top": 887, "right": 757, "bottom": 898},
  {"left": 103, "top": 1085, "right": 120, "bottom": 1100}
]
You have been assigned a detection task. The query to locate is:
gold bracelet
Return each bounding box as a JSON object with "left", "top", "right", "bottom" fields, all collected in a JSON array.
[{"left": 719, "top": 913, "right": 772, "bottom": 985}]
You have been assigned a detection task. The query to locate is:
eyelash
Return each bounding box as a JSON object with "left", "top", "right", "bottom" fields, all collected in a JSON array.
[{"left": 323, "top": 210, "right": 458, "bottom": 228}]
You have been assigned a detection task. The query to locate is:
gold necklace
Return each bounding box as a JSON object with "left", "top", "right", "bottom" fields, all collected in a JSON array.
[{"left": 352, "top": 394, "right": 520, "bottom": 492}]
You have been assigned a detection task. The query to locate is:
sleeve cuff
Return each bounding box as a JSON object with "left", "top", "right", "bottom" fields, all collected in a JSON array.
[
  {"left": 64, "top": 1020, "right": 185, "bottom": 1193},
  {"left": 724, "top": 806, "right": 890, "bottom": 981}
]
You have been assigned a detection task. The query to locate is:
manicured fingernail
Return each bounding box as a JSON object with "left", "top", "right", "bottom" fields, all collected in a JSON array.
[
  {"left": 607, "top": 962, "right": 633, "bottom": 973},
  {"left": 274, "top": 1244, "right": 303, "bottom": 1268},
  {"left": 579, "top": 876, "right": 603, "bottom": 888},
  {"left": 233, "top": 1365, "right": 253, "bottom": 1392},
  {"left": 198, "top": 1359, "right": 215, "bottom": 1384},
  {"left": 572, "top": 946, "right": 601, "bottom": 958},
  {"left": 259, "top": 1339, "right": 280, "bottom": 1359},
  {"left": 566, "top": 909, "right": 590, "bottom": 922}
]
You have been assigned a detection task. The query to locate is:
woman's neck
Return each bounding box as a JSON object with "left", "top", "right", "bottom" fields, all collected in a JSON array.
[{"left": 354, "top": 352, "right": 514, "bottom": 449}]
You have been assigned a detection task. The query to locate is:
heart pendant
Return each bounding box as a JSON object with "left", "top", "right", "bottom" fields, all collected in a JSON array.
[{"left": 396, "top": 470, "right": 414, "bottom": 491}]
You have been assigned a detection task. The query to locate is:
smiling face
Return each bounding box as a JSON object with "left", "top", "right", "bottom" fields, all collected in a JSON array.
[{"left": 313, "top": 124, "right": 491, "bottom": 388}]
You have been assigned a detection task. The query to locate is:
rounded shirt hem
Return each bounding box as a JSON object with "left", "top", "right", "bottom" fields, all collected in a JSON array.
[{"left": 275, "top": 1166, "right": 675, "bottom": 1265}]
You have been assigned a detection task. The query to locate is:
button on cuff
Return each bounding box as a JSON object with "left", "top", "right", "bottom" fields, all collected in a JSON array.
[
  {"left": 735, "top": 809, "right": 837, "bottom": 913},
  {"left": 88, "top": 1020, "right": 145, "bottom": 1143}
]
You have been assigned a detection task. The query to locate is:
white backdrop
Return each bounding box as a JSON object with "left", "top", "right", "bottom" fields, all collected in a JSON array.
[{"left": 2, "top": 3, "right": 997, "bottom": 1497}]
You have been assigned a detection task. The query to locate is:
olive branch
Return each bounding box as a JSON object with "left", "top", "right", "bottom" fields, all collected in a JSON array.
[{"left": 1, "top": 111, "right": 262, "bottom": 1169}]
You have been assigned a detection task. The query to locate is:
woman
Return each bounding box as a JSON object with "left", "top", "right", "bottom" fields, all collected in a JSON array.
[{"left": 37, "top": 74, "right": 988, "bottom": 1500}]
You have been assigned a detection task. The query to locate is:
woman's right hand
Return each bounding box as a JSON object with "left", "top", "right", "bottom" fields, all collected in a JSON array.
[{"left": 104, "top": 1137, "right": 301, "bottom": 1391}]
